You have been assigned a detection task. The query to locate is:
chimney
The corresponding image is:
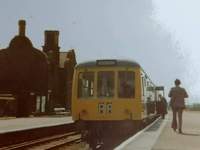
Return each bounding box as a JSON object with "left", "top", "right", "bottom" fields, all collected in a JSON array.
[
  {"left": 44, "top": 31, "right": 59, "bottom": 49},
  {"left": 43, "top": 30, "right": 60, "bottom": 66},
  {"left": 18, "top": 20, "right": 26, "bottom": 36}
]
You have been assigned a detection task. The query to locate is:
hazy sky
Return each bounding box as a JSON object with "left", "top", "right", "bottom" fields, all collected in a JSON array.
[
  {"left": 153, "top": 0, "right": 200, "bottom": 103},
  {"left": 0, "top": 0, "right": 198, "bottom": 103}
]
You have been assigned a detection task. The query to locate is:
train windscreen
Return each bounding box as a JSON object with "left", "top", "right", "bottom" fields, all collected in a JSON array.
[
  {"left": 78, "top": 72, "right": 94, "bottom": 98},
  {"left": 97, "top": 71, "right": 114, "bottom": 98},
  {"left": 118, "top": 71, "right": 135, "bottom": 98}
]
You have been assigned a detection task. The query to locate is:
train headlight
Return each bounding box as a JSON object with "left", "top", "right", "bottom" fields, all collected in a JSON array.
[
  {"left": 81, "top": 109, "right": 88, "bottom": 115},
  {"left": 124, "top": 109, "right": 130, "bottom": 114},
  {"left": 124, "top": 109, "right": 133, "bottom": 119}
]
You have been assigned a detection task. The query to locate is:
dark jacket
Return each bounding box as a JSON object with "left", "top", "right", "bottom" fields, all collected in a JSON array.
[{"left": 168, "top": 86, "right": 188, "bottom": 108}]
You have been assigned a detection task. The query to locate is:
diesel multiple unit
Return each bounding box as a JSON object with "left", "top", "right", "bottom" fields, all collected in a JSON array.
[{"left": 72, "top": 59, "right": 163, "bottom": 145}]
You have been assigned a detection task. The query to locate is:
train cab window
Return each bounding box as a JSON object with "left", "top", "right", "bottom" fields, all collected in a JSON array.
[
  {"left": 118, "top": 71, "right": 135, "bottom": 98},
  {"left": 97, "top": 71, "right": 114, "bottom": 98},
  {"left": 78, "top": 72, "right": 94, "bottom": 98}
]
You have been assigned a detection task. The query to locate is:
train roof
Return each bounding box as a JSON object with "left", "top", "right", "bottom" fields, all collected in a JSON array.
[
  {"left": 76, "top": 59, "right": 159, "bottom": 87},
  {"left": 76, "top": 59, "right": 141, "bottom": 68}
]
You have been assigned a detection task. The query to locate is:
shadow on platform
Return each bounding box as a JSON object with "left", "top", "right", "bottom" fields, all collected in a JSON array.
[{"left": 181, "top": 132, "right": 200, "bottom": 136}]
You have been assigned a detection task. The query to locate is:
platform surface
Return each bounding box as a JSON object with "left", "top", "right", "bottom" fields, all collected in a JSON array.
[
  {"left": 115, "top": 111, "right": 200, "bottom": 150},
  {"left": 0, "top": 116, "right": 73, "bottom": 134},
  {"left": 153, "top": 111, "right": 200, "bottom": 150}
]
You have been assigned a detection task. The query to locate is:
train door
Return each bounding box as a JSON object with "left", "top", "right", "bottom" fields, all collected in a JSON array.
[{"left": 141, "top": 72, "right": 147, "bottom": 118}]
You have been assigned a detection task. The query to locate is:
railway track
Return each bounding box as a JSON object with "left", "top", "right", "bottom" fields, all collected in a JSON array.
[
  {"left": 0, "top": 122, "right": 76, "bottom": 147},
  {"left": 0, "top": 116, "right": 160, "bottom": 150},
  {"left": 0, "top": 131, "right": 81, "bottom": 150}
]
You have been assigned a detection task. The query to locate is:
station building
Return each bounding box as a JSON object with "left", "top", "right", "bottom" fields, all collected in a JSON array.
[{"left": 0, "top": 20, "right": 76, "bottom": 117}]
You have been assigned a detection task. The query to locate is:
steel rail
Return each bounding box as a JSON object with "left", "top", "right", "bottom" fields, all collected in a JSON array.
[{"left": 0, "top": 132, "right": 81, "bottom": 150}]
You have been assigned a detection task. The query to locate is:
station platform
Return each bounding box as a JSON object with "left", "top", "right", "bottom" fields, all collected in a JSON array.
[
  {"left": 0, "top": 116, "right": 73, "bottom": 134},
  {"left": 115, "top": 111, "right": 200, "bottom": 150}
]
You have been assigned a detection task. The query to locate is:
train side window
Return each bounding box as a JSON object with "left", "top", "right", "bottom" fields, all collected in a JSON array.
[
  {"left": 118, "top": 71, "right": 135, "bottom": 98},
  {"left": 78, "top": 72, "right": 94, "bottom": 98},
  {"left": 97, "top": 71, "right": 114, "bottom": 98},
  {"left": 142, "top": 77, "right": 145, "bottom": 96}
]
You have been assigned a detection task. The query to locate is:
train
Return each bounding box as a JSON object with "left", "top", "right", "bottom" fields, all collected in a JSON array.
[{"left": 71, "top": 59, "right": 164, "bottom": 146}]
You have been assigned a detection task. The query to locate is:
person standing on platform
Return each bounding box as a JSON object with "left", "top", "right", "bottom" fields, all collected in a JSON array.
[
  {"left": 168, "top": 79, "right": 188, "bottom": 133},
  {"left": 158, "top": 94, "right": 167, "bottom": 119}
]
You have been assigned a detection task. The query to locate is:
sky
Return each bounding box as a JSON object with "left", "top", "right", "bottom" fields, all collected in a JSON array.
[
  {"left": 153, "top": 0, "right": 200, "bottom": 103},
  {"left": 0, "top": 0, "right": 199, "bottom": 103}
]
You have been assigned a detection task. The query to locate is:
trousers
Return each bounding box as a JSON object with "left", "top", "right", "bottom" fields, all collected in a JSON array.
[{"left": 172, "top": 107, "right": 183, "bottom": 131}]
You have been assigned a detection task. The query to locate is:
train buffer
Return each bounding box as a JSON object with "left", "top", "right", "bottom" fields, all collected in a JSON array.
[{"left": 115, "top": 111, "right": 200, "bottom": 150}]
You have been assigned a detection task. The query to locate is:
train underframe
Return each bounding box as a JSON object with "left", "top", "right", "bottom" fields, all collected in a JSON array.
[
  {"left": 76, "top": 120, "right": 143, "bottom": 149},
  {"left": 76, "top": 114, "right": 159, "bottom": 149}
]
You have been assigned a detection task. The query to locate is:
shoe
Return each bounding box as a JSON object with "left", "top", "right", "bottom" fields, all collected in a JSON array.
[
  {"left": 173, "top": 128, "right": 176, "bottom": 132},
  {"left": 171, "top": 123, "right": 177, "bottom": 131},
  {"left": 179, "top": 129, "right": 182, "bottom": 134}
]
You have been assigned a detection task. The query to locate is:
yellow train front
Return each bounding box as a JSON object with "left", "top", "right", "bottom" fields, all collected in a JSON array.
[{"left": 72, "top": 59, "right": 160, "bottom": 141}]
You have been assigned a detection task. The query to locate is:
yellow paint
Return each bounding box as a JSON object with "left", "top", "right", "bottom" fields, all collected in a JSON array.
[{"left": 72, "top": 66, "right": 147, "bottom": 121}]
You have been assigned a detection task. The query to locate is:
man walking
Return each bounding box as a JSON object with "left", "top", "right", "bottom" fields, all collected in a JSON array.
[{"left": 168, "top": 79, "right": 188, "bottom": 133}]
